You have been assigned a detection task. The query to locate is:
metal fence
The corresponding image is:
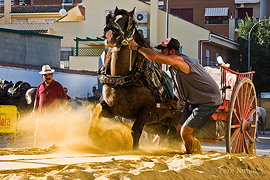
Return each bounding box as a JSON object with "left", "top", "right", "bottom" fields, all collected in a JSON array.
[{"left": 72, "top": 47, "right": 105, "bottom": 56}]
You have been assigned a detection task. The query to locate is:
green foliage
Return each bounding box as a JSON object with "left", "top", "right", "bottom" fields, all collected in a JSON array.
[{"left": 237, "top": 15, "right": 270, "bottom": 95}]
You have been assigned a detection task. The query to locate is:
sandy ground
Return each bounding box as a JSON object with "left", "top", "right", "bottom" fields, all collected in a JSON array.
[{"left": 0, "top": 104, "right": 269, "bottom": 180}]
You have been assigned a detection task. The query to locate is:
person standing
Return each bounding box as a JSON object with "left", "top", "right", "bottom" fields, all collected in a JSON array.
[
  {"left": 128, "top": 38, "right": 222, "bottom": 154},
  {"left": 32, "top": 65, "right": 67, "bottom": 115}
]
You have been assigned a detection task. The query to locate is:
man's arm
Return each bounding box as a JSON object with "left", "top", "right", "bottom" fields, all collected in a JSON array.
[
  {"left": 75, "top": 97, "right": 88, "bottom": 101},
  {"left": 128, "top": 40, "right": 190, "bottom": 74}
]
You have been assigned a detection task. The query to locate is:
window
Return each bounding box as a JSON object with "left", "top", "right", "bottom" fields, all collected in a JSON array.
[
  {"left": 63, "top": 0, "right": 72, "bottom": 3},
  {"left": 144, "top": 1, "right": 165, "bottom": 10},
  {"left": 44, "top": 18, "right": 57, "bottom": 23},
  {"left": 0, "top": 0, "right": 24, "bottom": 5},
  {"left": 223, "top": 55, "right": 226, "bottom": 63},
  {"left": 204, "top": 7, "right": 229, "bottom": 24},
  {"left": 171, "top": 9, "right": 193, "bottom": 22},
  {"left": 206, "top": 50, "right": 210, "bottom": 66},
  {"left": 216, "top": 53, "right": 219, "bottom": 64},
  {"left": 205, "top": 16, "right": 228, "bottom": 24},
  {"left": 61, "top": 49, "right": 73, "bottom": 62},
  {"left": 16, "top": 19, "right": 28, "bottom": 23},
  {"left": 238, "top": 8, "right": 253, "bottom": 19},
  {"left": 60, "top": 49, "right": 72, "bottom": 69}
]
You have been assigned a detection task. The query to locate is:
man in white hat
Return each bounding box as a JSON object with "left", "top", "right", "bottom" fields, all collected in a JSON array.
[{"left": 32, "top": 65, "right": 67, "bottom": 115}]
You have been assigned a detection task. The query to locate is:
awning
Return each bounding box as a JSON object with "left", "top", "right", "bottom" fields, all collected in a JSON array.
[{"left": 204, "top": 7, "right": 229, "bottom": 16}]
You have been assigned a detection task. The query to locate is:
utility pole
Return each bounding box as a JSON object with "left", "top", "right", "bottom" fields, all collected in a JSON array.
[
  {"left": 166, "top": 0, "right": 169, "bottom": 38},
  {"left": 248, "top": 19, "right": 270, "bottom": 72}
]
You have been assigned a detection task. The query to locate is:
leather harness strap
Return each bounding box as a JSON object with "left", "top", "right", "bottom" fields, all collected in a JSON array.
[{"left": 98, "top": 56, "right": 146, "bottom": 87}]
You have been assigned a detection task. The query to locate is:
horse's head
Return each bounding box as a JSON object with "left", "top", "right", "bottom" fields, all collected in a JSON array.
[{"left": 104, "top": 7, "right": 137, "bottom": 48}]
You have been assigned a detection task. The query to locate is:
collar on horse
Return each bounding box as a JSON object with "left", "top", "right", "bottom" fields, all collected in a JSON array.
[{"left": 99, "top": 56, "right": 146, "bottom": 87}]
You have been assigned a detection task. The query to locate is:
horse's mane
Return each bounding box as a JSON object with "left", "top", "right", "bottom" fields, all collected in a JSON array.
[{"left": 134, "top": 29, "right": 152, "bottom": 49}]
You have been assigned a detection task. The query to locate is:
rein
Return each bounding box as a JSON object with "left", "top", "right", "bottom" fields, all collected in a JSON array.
[{"left": 111, "top": 17, "right": 136, "bottom": 71}]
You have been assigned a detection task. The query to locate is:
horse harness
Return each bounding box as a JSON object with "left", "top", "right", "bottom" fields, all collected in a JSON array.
[
  {"left": 99, "top": 55, "right": 146, "bottom": 87},
  {"left": 100, "top": 12, "right": 173, "bottom": 103}
]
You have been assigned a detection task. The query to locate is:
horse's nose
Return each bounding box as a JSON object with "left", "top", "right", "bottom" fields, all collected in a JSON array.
[
  {"left": 105, "top": 30, "right": 116, "bottom": 47},
  {"left": 105, "top": 30, "right": 113, "bottom": 41}
]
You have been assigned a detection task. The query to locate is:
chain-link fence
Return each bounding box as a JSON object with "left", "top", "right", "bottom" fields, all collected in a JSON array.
[{"left": 72, "top": 47, "right": 105, "bottom": 56}]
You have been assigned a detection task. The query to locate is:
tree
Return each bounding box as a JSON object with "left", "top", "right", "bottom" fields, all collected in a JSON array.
[{"left": 237, "top": 15, "right": 270, "bottom": 95}]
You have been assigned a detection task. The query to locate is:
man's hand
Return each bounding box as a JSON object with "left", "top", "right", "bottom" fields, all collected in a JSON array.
[
  {"left": 170, "top": 96, "right": 179, "bottom": 110},
  {"left": 128, "top": 40, "right": 139, "bottom": 51}
]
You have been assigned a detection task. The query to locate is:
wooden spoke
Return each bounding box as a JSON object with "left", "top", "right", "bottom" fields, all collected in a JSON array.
[
  {"left": 230, "top": 128, "right": 240, "bottom": 145},
  {"left": 233, "top": 109, "right": 241, "bottom": 124},
  {"left": 244, "top": 131, "right": 252, "bottom": 141}
]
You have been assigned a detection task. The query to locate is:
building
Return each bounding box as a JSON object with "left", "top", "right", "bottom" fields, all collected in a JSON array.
[
  {"left": 0, "top": 0, "right": 240, "bottom": 70},
  {"left": 0, "top": 0, "right": 82, "bottom": 6},
  {"left": 235, "top": 0, "right": 270, "bottom": 20},
  {"left": 141, "top": 0, "right": 236, "bottom": 39}
]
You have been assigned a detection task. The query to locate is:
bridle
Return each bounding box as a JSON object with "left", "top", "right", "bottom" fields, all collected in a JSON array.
[{"left": 104, "top": 13, "right": 137, "bottom": 48}]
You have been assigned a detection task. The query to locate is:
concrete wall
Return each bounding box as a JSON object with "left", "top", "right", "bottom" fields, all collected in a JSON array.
[
  {"left": 0, "top": 65, "right": 98, "bottom": 98},
  {"left": 0, "top": 28, "right": 62, "bottom": 67},
  {"left": 69, "top": 56, "right": 99, "bottom": 71}
]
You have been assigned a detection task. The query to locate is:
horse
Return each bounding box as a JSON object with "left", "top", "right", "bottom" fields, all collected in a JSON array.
[
  {"left": 0, "top": 80, "right": 33, "bottom": 114},
  {"left": 94, "top": 7, "right": 182, "bottom": 150},
  {"left": 257, "top": 106, "right": 266, "bottom": 135}
]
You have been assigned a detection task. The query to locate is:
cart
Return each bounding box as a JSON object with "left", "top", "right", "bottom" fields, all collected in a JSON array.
[{"left": 193, "top": 64, "right": 257, "bottom": 154}]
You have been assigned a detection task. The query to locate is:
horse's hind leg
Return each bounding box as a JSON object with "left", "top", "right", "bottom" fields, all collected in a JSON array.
[
  {"left": 263, "top": 117, "right": 266, "bottom": 135},
  {"left": 258, "top": 117, "right": 262, "bottom": 135}
]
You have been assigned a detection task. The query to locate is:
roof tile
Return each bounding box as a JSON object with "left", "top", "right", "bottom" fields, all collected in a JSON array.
[{"left": 0, "top": 5, "right": 76, "bottom": 13}]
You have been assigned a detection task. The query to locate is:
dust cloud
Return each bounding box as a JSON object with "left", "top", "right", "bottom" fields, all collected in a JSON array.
[{"left": 15, "top": 103, "right": 136, "bottom": 154}]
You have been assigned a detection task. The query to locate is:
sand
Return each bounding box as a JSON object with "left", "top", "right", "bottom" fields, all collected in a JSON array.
[{"left": 0, "top": 104, "right": 269, "bottom": 180}]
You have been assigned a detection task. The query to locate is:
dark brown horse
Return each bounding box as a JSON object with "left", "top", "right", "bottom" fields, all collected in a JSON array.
[
  {"left": 96, "top": 7, "right": 181, "bottom": 149},
  {"left": 0, "top": 80, "right": 33, "bottom": 114}
]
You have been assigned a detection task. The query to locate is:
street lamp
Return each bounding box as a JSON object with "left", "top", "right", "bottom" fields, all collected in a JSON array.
[{"left": 248, "top": 19, "right": 270, "bottom": 72}]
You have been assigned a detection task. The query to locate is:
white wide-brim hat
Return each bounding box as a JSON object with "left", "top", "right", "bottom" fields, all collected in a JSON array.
[{"left": 39, "top": 65, "right": 55, "bottom": 74}]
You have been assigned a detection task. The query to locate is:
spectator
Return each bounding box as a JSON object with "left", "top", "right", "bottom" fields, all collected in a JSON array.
[
  {"left": 75, "top": 90, "right": 101, "bottom": 104},
  {"left": 32, "top": 65, "right": 67, "bottom": 115},
  {"left": 63, "top": 87, "right": 71, "bottom": 101}
]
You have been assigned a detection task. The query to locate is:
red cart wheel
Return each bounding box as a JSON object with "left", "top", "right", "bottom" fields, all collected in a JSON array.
[{"left": 226, "top": 78, "right": 257, "bottom": 154}]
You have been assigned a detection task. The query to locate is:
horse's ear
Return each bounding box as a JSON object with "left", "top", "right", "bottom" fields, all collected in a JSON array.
[
  {"left": 129, "top": 7, "right": 136, "bottom": 17},
  {"left": 115, "top": 6, "right": 119, "bottom": 15},
  {"left": 106, "top": 13, "right": 112, "bottom": 25}
]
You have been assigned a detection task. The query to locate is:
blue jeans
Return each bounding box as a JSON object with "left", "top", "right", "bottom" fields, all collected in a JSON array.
[{"left": 178, "top": 104, "right": 220, "bottom": 129}]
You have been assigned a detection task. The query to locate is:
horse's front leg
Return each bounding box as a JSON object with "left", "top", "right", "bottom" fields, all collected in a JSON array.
[
  {"left": 100, "top": 99, "right": 115, "bottom": 118},
  {"left": 131, "top": 107, "right": 154, "bottom": 149}
]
